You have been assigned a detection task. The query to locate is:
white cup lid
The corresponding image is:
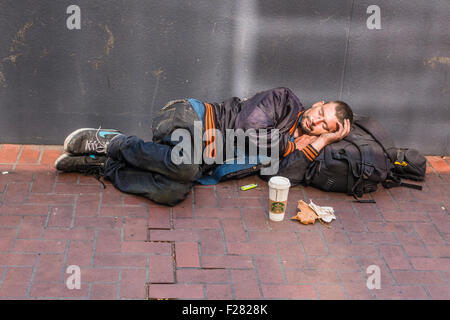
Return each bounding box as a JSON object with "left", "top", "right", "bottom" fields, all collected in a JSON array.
[{"left": 268, "top": 176, "right": 291, "bottom": 189}]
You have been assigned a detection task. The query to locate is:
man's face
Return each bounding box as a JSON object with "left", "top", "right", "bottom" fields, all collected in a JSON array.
[{"left": 299, "top": 101, "right": 340, "bottom": 136}]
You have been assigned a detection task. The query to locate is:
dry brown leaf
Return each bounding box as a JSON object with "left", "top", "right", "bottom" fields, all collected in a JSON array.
[{"left": 291, "top": 200, "right": 318, "bottom": 225}]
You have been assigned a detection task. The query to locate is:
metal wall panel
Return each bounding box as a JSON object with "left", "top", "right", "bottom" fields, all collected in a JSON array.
[{"left": 0, "top": 0, "right": 448, "bottom": 154}]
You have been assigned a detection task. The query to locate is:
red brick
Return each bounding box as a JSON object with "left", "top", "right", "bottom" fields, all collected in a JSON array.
[
  {"left": 100, "top": 205, "right": 148, "bottom": 218},
  {"left": 28, "top": 193, "right": 76, "bottom": 205},
  {"left": 0, "top": 253, "right": 36, "bottom": 266},
  {"left": 392, "top": 270, "right": 446, "bottom": 285},
  {"left": 249, "top": 230, "right": 298, "bottom": 243},
  {"left": 206, "top": 284, "right": 233, "bottom": 299},
  {"left": 33, "top": 254, "right": 65, "bottom": 282},
  {"left": 121, "top": 241, "right": 171, "bottom": 254},
  {"left": 426, "top": 285, "right": 450, "bottom": 299},
  {"left": 364, "top": 221, "right": 414, "bottom": 233},
  {"left": 175, "top": 242, "right": 200, "bottom": 268},
  {"left": 338, "top": 211, "right": 366, "bottom": 232},
  {"left": 0, "top": 144, "right": 21, "bottom": 163},
  {"left": 0, "top": 267, "right": 32, "bottom": 297},
  {"left": 227, "top": 242, "right": 277, "bottom": 255},
  {"left": 172, "top": 205, "right": 193, "bottom": 218},
  {"left": 201, "top": 255, "right": 253, "bottom": 269},
  {"left": 242, "top": 208, "right": 269, "bottom": 230},
  {"left": 13, "top": 239, "right": 66, "bottom": 253},
  {"left": 94, "top": 254, "right": 147, "bottom": 268},
  {"left": 277, "top": 242, "right": 307, "bottom": 269},
  {"left": 373, "top": 285, "right": 429, "bottom": 299},
  {"left": 149, "top": 207, "right": 171, "bottom": 229},
  {"left": 47, "top": 206, "right": 74, "bottom": 227},
  {"left": 379, "top": 245, "right": 412, "bottom": 270},
  {"left": 65, "top": 241, "right": 94, "bottom": 267},
  {"left": 148, "top": 284, "right": 204, "bottom": 299},
  {"left": 261, "top": 284, "right": 317, "bottom": 299},
  {"left": 44, "top": 228, "right": 95, "bottom": 241},
  {"left": 347, "top": 232, "right": 398, "bottom": 244},
  {"left": 358, "top": 257, "right": 396, "bottom": 287},
  {"left": 0, "top": 204, "right": 49, "bottom": 215},
  {"left": 316, "top": 284, "right": 346, "bottom": 300},
  {"left": 100, "top": 187, "right": 124, "bottom": 206},
  {"left": 40, "top": 148, "right": 62, "bottom": 165},
  {"left": 413, "top": 223, "right": 445, "bottom": 245},
  {"left": 298, "top": 232, "right": 328, "bottom": 256},
  {"left": 428, "top": 211, "right": 450, "bottom": 235},
  {"left": 74, "top": 216, "right": 122, "bottom": 229},
  {"left": 0, "top": 228, "right": 18, "bottom": 251},
  {"left": 30, "top": 282, "right": 89, "bottom": 298},
  {"left": 231, "top": 269, "right": 261, "bottom": 299},
  {"left": 285, "top": 269, "right": 340, "bottom": 284},
  {"left": 195, "top": 207, "right": 241, "bottom": 219},
  {"left": 0, "top": 216, "right": 21, "bottom": 227},
  {"left": 193, "top": 188, "right": 217, "bottom": 207},
  {"left": 341, "top": 282, "right": 373, "bottom": 299},
  {"left": 410, "top": 257, "right": 450, "bottom": 271},
  {"left": 222, "top": 219, "right": 248, "bottom": 242},
  {"left": 149, "top": 255, "right": 175, "bottom": 283},
  {"left": 396, "top": 233, "right": 429, "bottom": 257},
  {"left": 428, "top": 156, "right": 450, "bottom": 174},
  {"left": 322, "top": 229, "right": 350, "bottom": 244},
  {"left": 18, "top": 146, "right": 41, "bottom": 164},
  {"left": 55, "top": 172, "right": 79, "bottom": 184},
  {"left": 55, "top": 183, "right": 102, "bottom": 195},
  {"left": 382, "top": 211, "right": 429, "bottom": 222},
  {"left": 327, "top": 244, "right": 379, "bottom": 257},
  {"left": 90, "top": 283, "right": 117, "bottom": 299},
  {"left": 254, "top": 256, "right": 284, "bottom": 284},
  {"left": 173, "top": 218, "right": 221, "bottom": 229},
  {"left": 119, "top": 268, "right": 147, "bottom": 299},
  {"left": 177, "top": 268, "right": 229, "bottom": 283},
  {"left": 149, "top": 229, "right": 198, "bottom": 242},
  {"left": 123, "top": 218, "right": 147, "bottom": 241},
  {"left": 3, "top": 183, "right": 30, "bottom": 203},
  {"left": 78, "top": 267, "right": 119, "bottom": 283},
  {"left": 199, "top": 229, "right": 225, "bottom": 255},
  {"left": 307, "top": 257, "right": 360, "bottom": 271},
  {"left": 218, "top": 197, "right": 263, "bottom": 208},
  {"left": 426, "top": 245, "right": 450, "bottom": 258},
  {"left": 75, "top": 194, "right": 100, "bottom": 216},
  {"left": 95, "top": 229, "right": 121, "bottom": 253}
]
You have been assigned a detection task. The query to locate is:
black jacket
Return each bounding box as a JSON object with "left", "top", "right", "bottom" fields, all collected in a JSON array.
[{"left": 202, "top": 87, "right": 320, "bottom": 186}]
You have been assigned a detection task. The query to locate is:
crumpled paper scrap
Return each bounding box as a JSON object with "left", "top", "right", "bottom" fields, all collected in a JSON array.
[{"left": 291, "top": 200, "right": 336, "bottom": 225}]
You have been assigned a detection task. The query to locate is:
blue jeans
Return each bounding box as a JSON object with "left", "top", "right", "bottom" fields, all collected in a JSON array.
[{"left": 103, "top": 99, "right": 202, "bottom": 206}]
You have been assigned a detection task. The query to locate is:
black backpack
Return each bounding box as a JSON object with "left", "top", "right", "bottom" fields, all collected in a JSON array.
[{"left": 303, "top": 115, "right": 426, "bottom": 203}]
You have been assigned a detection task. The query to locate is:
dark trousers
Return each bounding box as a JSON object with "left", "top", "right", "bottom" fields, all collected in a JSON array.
[{"left": 103, "top": 99, "right": 202, "bottom": 206}]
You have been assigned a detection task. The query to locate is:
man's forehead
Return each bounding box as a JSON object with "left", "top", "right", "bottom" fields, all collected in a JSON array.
[{"left": 323, "top": 103, "right": 339, "bottom": 131}]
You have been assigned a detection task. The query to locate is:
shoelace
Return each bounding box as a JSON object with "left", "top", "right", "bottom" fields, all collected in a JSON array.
[
  {"left": 84, "top": 127, "right": 108, "bottom": 154},
  {"left": 80, "top": 165, "right": 106, "bottom": 189}
]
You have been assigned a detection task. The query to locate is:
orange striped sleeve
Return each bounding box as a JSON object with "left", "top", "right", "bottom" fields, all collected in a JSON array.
[
  {"left": 301, "top": 144, "right": 319, "bottom": 162},
  {"left": 289, "top": 111, "right": 303, "bottom": 135}
]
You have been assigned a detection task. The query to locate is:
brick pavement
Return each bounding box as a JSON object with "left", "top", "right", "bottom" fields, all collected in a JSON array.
[{"left": 0, "top": 144, "right": 449, "bottom": 300}]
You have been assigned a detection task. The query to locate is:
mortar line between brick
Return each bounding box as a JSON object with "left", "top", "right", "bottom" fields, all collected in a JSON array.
[
  {"left": 37, "top": 146, "right": 44, "bottom": 164},
  {"left": 26, "top": 254, "right": 40, "bottom": 299},
  {"left": 335, "top": 271, "right": 350, "bottom": 300},
  {"left": 250, "top": 256, "right": 264, "bottom": 299},
  {"left": 12, "top": 145, "right": 24, "bottom": 171},
  {"left": 61, "top": 240, "right": 70, "bottom": 282}
]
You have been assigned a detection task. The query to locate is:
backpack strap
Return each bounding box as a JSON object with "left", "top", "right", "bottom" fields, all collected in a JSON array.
[
  {"left": 354, "top": 115, "right": 396, "bottom": 162},
  {"left": 382, "top": 173, "right": 423, "bottom": 190}
]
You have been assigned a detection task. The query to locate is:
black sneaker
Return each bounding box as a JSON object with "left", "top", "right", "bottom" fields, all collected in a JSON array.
[
  {"left": 54, "top": 153, "right": 106, "bottom": 173},
  {"left": 64, "top": 127, "right": 122, "bottom": 155},
  {"left": 55, "top": 153, "right": 107, "bottom": 188}
]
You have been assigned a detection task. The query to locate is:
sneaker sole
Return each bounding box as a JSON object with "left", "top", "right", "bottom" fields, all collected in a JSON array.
[
  {"left": 63, "top": 128, "right": 120, "bottom": 155},
  {"left": 54, "top": 153, "right": 70, "bottom": 171}
]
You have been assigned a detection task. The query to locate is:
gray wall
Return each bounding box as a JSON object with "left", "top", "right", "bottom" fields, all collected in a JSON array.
[{"left": 0, "top": 0, "right": 449, "bottom": 154}]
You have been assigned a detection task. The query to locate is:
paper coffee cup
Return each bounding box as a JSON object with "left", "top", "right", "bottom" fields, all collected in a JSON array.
[{"left": 268, "top": 176, "right": 291, "bottom": 221}]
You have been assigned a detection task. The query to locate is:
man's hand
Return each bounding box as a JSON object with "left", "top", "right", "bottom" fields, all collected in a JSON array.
[
  {"left": 310, "top": 119, "right": 351, "bottom": 154},
  {"left": 320, "top": 119, "right": 351, "bottom": 145},
  {"left": 294, "top": 134, "right": 318, "bottom": 151}
]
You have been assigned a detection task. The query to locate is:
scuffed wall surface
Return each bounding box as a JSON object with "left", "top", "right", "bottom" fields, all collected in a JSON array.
[{"left": 0, "top": 0, "right": 448, "bottom": 154}]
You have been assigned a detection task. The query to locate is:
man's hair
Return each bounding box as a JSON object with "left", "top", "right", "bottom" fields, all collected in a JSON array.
[{"left": 329, "top": 100, "right": 353, "bottom": 125}]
